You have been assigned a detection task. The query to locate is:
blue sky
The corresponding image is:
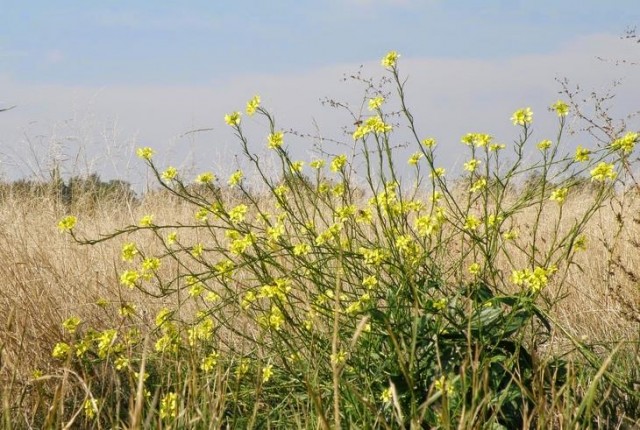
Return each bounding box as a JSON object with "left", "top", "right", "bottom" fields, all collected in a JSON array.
[
  {"left": 2, "top": 1, "right": 638, "bottom": 85},
  {"left": 1, "top": 1, "right": 639, "bottom": 184}
]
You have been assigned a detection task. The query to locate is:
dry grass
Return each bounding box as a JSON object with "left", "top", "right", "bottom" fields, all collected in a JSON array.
[
  {"left": 1, "top": 186, "right": 638, "bottom": 376},
  {"left": 1, "top": 183, "right": 639, "bottom": 427}
]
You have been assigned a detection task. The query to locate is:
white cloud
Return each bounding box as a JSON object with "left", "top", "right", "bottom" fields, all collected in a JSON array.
[{"left": 1, "top": 33, "right": 638, "bottom": 188}]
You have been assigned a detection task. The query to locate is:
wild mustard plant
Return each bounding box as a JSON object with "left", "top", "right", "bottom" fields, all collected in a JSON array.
[{"left": 49, "top": 50, "right": 640, "bottom": 428}]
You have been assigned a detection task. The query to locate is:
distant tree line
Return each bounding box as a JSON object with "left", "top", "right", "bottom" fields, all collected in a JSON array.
[{"left": 0, "top": 170, "right": 137, "bottom": 207}]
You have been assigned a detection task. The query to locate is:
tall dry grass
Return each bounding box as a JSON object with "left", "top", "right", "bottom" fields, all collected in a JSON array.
[{"left": 1, "top": 183, "right": 639, "bottom": 424}]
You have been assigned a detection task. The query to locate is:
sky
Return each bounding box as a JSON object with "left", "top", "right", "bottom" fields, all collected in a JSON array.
[{"left": 1, "top": 1, "right": 639, "bottom": 188}]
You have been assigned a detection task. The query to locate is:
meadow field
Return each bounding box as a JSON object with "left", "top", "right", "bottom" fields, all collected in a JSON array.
[{"left": 1, "top": 53, "right": 639, "bottom": 429}]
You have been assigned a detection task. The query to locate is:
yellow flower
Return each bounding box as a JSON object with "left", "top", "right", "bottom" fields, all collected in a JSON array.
[
  {"left": 352, "top": 124, "right": 369, "bottom": 140},
  {"left": 510, "top": 266, "right": 554, "bottom": 292},
  {"left": 161, "top": 166, "right": 178, "bottom": 180},
  {"left": 365, "top": 116, "right": 392, "bottom": 134},
  {"left": 551, "top": 100, "right": 570, "bottom": 117},
  {"left": 200, "top": 351, "right": 220, "bottom": 372},
  {"left": 241, "top": 291, "right": 256, "bottom": 309},
  {"left": 463, "top": 158, "right": 480, "bottom": 172},
  {"left": 290, "top": 160, "right": 304, "bottom": 173},
  {"left": 228, "top": 170, "right": 244, "bottom": 186},
  {"left": 408, "top": 152, "right": 424, "bottom": 166},
  {"left": 52, "top": 342, "right": 71, "bottom": 359},
  {"left": 191, "top": 243, "right": 204, "bottom": 257},
  {"left": 470, "top": 177, "right": 487, "bottom": 193},
  {"left": 246, "top": 95, "right": 260, "bottom": 116},
  {"left": 120, "top": 270, "right": 139, "bottom": 288},
  {"left": 114, "top": 356, "right": 130, "bottom": 370},
  {"left": 331, "top": 350, "right": 347, "bottom": 364},
  {"left": 228, "top": 204, "right": 248, "bottom": 223},
  {"left": 511, "top": 107, "right": 533, "bottom": 126},
  {"left": 195, "top": 207, "right": 209, "bottom": 222},
  {"left": 224, "top": 111, "right": 241, "bottom": 126},
  {"left": 57, "top": 215, "right": 77, "bottom": 232},
  {"left": 139, "top": 214, "right": 153, "bottom": 227},
  {"left": 468, "top": 263, "right": 481, "bottom": 276},
  {"left": 503, "top": 230, "right": 519, "bottom": 240},
  {"left": 463, "top": 215, "right": 481, "bottom": 231},
  {"left": 461, "top": 133, "right": 493, "bottom": 147},
  {"left": 142, "top": 257, "right": 160, "bottom": 271},
  {"left": 611, "top": 131, "right": 639, "bottom": 154},
  {"left": 362, "top": 275, "right": 378, "bottom": 290},
  {"left": 330, "top": 154, "right": 347, "bottom": 172},
  {"left": 590, "top": 162, "right": 617, "bottom": 181},
  {"left": 435, "top": 376, "right": 454, "bottom": 395},
  {"left": 380, "top": 387, "right": 392, "bottom": 403},
  {"left": 264, "top": 221, "right": 283, "bottom": 243},
  {"left": 166, "top": 232, "right": 178, "bottom": 245},
  {"left": 334, "top": 204, "right": 356, "bottom": 222},
  {"left": 159, "top": 392, "right": 178, "bottom": 420},
  {"left": 487, "top": 214, "right": 503, "bottom": 227},
  {"left": 574, "top": 145, "right": 591, "bottom": 162},
  {"left": 229, "top": 234, "right": 254, "bottom": 255},
  {"left": 429, "top": 167, "right": 445, "bottom": 178},
  {"left": 121, "top": 242, "right": 137, "bottom": 261},
  {"left": 359, "top": 247, "right": 388, "bottom": 266},
  {"left": 262, "top": 364, "right": 274, "bottom": 382},
  {"left": 83, "top": 398, "right": 99, "bottom": 420},
  {"left": 188, "top": 316, "right": 214, "bottom": 345},
  {"left": 268, "top": 131, "right": 284, "bottom": 149},
  {"left": 136, "top": 147, "right": 155, "bottom": 160},
  {"left": 422, "top": 137, "right": 437, "bottom": 148},
  {"left": 368, "top": 96, "right": 385, "bottom": 111},
  {"left": 574, "top": 234, "right": 588, "bottom": 251},
  {"left": 381, "top": 50, "right": 400, "bottom": 68},
  {"left": 62, "top": 316, "right": 81, "bottom": 334},
  {"left": 549, "top": 187, "right": 568, "bottom": 204},
  {"left": 235, "top": 359, "right": 250, "bottom": 378},
  {"left": 537, "top": 139, "right": 552, "bottom": 151},
  {"left": 395, "top": 234, "right": 413, "bottom": 254},
  {"left": 196, "top": 172, "right": 216, "bottom": 184},
  {"left": 415, "top": 215, "right": 438, "bottom": 236},
  {"left": 214, "top": 259, "right": 235, "bottom": 279},
  {"left": 310, "top": 159, "right": 325, "bottom": 169},
  {"left": 155, "top": 332, "right": 179, "bottom": 354},
  {"left": 293, "top": 243, "right": 311, "bottom": 256},
  {"left": 188, "top": 281, "right": 204, "bottom": 297},
  {"left": 155, "top": 308, "right": 172, "bottom": 327},
  {"left": 332, "top": 183, "right": 345, "bottom": 197}
]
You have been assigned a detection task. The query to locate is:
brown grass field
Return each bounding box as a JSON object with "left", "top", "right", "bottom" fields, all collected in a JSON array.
[{"left": 1, "top": 179, "right": 639, "bottom": 428}]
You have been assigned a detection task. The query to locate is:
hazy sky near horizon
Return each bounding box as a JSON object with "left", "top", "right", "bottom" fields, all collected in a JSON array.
[{"left": 1, "top": 1, "right": 639, "bottom": 185}]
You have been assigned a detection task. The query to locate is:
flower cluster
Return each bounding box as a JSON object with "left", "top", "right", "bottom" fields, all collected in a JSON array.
[
  {"left": 511, "top": 266, "right": 557, "bottom": 292},
  {"left": 511, "top": 108, "right": 533, "bottom": 126}
]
